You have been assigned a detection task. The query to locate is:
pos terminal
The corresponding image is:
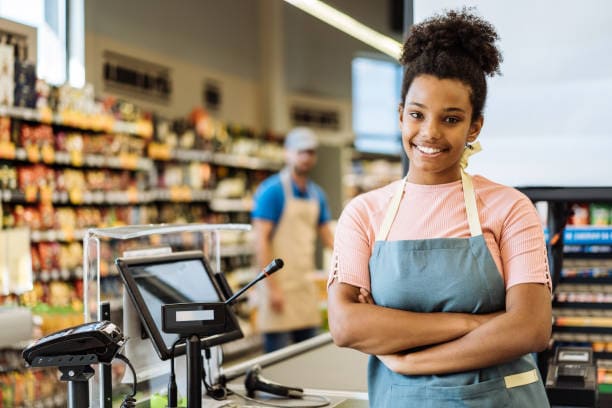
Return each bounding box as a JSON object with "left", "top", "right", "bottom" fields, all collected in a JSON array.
[{"left": 545, "top": 346, "right": 598, "bottom": 407}]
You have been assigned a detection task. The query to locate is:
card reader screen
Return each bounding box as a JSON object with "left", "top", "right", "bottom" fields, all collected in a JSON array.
[
  {"left": 176, "top": 309, "right": 215, "bottom": 322},
  {"left": 558, "top": 350, "right": 589, "bottom": 362}
]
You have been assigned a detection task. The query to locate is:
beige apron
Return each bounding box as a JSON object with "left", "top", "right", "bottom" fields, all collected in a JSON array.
[{"left": 257, "top": 170, "right": 322, "bottom": 333}]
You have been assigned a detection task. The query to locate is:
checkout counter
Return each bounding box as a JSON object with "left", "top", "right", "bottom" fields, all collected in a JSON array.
[
  {"left": 72, "top": 223, "right": 370, "bottom": 407},
  {"left": 222, "top": 332, "right": 368, "bottom": 407}
]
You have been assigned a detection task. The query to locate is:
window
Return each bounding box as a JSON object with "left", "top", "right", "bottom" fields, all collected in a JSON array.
[
  {"left": 0, "top": 0, "right": 84, "bottom": 87},
  {"left": 352, "top": 56, "right": 403, "bottom": 156}
]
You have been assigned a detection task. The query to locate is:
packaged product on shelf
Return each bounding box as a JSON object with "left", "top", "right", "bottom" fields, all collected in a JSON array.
[
  {"left": 13, "top": 60, "right": 36, "bottom": 108},
  {"left": 0, "top": 164, "right": 17, "bottom": 190},
  {"left": 0, "top": 43, "right": 15, "bottom": 107},
  {"left": 39, "top": 203, "right": 54, "bottom": 230},
  {"left": 590, "top": 203, "right": 612, "bottom": 226},
  {"left": 569, "top": 202, "right": 590, "bottom": 225},
  {"left": 0, "top": 116, "right": 11, "bottom": 142}
]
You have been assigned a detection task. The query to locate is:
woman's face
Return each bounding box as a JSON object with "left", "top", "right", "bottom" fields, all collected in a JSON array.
[{"left": 399, "top": 74, "right": 483, "bottom": 185}]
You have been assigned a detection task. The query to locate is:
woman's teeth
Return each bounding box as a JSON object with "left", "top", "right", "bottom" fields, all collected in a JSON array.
[{"left": 416, "top": 145, "right": 442, "bottom": 154}]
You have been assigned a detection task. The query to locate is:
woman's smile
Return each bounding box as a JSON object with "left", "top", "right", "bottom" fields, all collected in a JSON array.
[{"left": 412, "top": 143, "right": 448, "bottom": 156}]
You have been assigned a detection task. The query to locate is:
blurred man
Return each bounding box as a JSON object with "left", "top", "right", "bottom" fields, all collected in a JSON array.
[{"left": 252, "top": 127, "right": 334, "bottom": 352}]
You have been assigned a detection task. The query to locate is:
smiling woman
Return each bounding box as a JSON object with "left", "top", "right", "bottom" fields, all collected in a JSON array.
[
  {"left": 414, "top": 0, "right": 612, "bottom": 188},
  {"left": 400, "top": 75, "right": 481, "bottom": 185},
  {"left": 327, "top": 8, "right": 552, "bottom": 408}
]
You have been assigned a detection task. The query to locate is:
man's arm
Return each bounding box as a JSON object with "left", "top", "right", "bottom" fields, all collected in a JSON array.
[
  {"left": 318, "top": 223, "right": 334, "bottom": 250},
  {"left": 378, "top": 283, "right": 552, "bottom": 375},
  {"left": 253, "top": 219, "right": 284, "bottom": 312},
  {"left": 327, "top": 281, "right": 498, "bottom": 355}
]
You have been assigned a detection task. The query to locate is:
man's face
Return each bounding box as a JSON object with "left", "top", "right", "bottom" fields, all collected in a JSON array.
[{"left": 286, "top": 148, "right": 317, "bottom": 176}]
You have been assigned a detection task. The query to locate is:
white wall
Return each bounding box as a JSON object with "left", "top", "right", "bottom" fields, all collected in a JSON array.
[
  {"left": 414, "top": 0, "right": 612, "bottom": 187},
  {"left": 283, "top": 0, "right": 401, "bottom": 99},
  {"left": 85, "top": 0, "right": 264, "bottom": 127},
  {"left": 85, "top": 32, "right": 263, "bottom": 128},
  {"left": 85, "top": 0, "right": 393, "bottom": 131},
  {"left": 85, "top": 0, "right": 261, "bottom": 81}
]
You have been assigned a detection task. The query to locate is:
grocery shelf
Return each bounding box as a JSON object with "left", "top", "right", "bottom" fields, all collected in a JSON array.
[
  {"left": 210, "top": 197, "right": 253, "bottom": 212},
  {"left": 564, "top": 227, "right": 612, "bottom": 245},
  {"left": 220, "top": 244, "right": 254, "bottom": 258},
  {"left": 213, "top": 152, "right": 283, "bottom": 171},
  {"left": 518, "top": 187, "right": 612, "bottom": 202},
  {"left": 30, "top": 229, "right": 87, "bottom": 242},
  {"left": 8, "top": 148, "right": 154, "bottom": 171},
  {"left": 0, "top": 105, "right": 152, "bottom": 137},
  {"left": 554, "top": 302, "right": 612, "bottom": 310},
  {"left": 559, "top": 277, "right": 612, "bottom": 285}
]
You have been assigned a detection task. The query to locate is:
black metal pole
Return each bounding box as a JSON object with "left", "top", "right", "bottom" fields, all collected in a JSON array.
[
  {"left": 59, "top": 365, "right": 94, "bottom": 408},
  {"left": 548, "top": 201, "right": 569, "bottom": 290},
  {"left": 400, "top": 0, "right": 414, "bottom": 177},
  {"left": 186, "top": 335, "right": 202, "bottom": 408},
  {"left": 99, "top": 301, "right": 113, "bottom": 408},
  {"left": 67, "top": 380, "right": 90, "bottom": 408}
]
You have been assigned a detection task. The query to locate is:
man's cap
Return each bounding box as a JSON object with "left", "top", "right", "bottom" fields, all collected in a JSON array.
[{"left": 284, "top": 127, "right": 318, "bottom": 151}]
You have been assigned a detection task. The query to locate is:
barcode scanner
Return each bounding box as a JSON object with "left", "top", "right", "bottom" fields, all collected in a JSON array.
[{"left": 244, "top": 364, "right": 304, "bottom": 398}]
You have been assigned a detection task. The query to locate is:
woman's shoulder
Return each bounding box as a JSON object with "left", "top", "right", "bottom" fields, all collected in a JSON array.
[
  {"left": 472, "top": 174, "right": 534, "bottom": 210},
  {"left": 342, "top": 179, "right": 400, "bottom": 216}
]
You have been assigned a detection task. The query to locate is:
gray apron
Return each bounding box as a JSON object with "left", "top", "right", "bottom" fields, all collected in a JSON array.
[
  {"left": 367, "top": 171, "right": 549, "bottom": 407},
  {"left": 257, "top": 169, "right": 322, "bottom": 332}
]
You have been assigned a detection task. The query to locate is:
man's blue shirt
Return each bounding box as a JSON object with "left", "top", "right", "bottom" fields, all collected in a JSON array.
[{"left": 251, "top": 173, "right": 332, "bottom": 225}]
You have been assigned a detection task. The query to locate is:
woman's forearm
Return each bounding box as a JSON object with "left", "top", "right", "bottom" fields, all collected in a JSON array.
[
  {"left": 328, "top": 283, "right": 496, "bottom": 355},
  {"left": 379, "top": 284, "right": 551, "bottom": 375}
]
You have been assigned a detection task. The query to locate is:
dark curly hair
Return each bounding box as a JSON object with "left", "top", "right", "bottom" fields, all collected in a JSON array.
[{"left": 400, "top": 8, "right": 502, "bottom": 121}]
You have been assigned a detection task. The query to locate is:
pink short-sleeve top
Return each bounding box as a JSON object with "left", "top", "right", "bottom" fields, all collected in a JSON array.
[{"left": 329, "top": 175, "right": 551, "bottom": 292}]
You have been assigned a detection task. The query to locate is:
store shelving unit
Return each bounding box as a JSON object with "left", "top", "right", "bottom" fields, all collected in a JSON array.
[
  {"left": 520, "top": 186, "right": 612, "bottom": 406},
  {"left": 343, "top": 149, "right": 402, "bottom": 202},
  {"left": 0, "top": 105, "right": 286, "bottom": 405}
]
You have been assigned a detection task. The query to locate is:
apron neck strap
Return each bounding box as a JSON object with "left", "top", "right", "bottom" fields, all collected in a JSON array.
[
  {"left": 375, "top": 172, "right": 482, "bottom": 241},
  {"left": 461, "top": 169, "right": 482, "bottom": 237},
  {"left": 375, "top": 178, "right": 407, "bottom": 241},
  {"left": 280, "top": 169, "right": 293, "bottom": 199}
]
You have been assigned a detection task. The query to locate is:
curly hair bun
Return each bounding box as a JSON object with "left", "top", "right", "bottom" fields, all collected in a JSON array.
[{"left": 401, "top": 7, "right": 502, "bottom": 77}]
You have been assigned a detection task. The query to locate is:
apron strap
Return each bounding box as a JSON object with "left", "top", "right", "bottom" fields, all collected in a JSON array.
[
  {"left": 280, "top": 169, "right": 295, "bottom": 202},
  {"left": 461, "top": 170, "right": 482, "bottom": 237},
  {"left": 375, "top": 172, "right": 483, "bottom": 241},
  {"left": 376, "top": 177, "right": 407, "bottom": 241}
]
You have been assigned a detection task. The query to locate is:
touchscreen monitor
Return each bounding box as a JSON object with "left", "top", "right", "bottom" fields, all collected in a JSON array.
[{"left": 116, "top": 250, "right": 243, "bottom": 360}]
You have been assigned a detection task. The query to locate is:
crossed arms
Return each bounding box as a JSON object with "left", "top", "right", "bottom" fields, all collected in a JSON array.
[{"left": 327, "top": 281, "right": 551, "bottom": 375}]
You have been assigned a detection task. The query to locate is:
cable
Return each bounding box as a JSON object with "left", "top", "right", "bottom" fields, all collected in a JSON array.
[
  {"left": 168, "top": 338, "right": 184, "bottom": 407},
  {"left": 115, "top": 353, "right": 137, "bottom": 408},
  {"left": 201, "top": 347, "right": 227, "bottom": 400},
  {"left": 227, "top": 387, "right": 331, "bottom": 408}
]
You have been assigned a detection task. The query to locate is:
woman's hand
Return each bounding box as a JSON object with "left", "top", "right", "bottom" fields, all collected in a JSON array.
[
  {"left": 378, "top": 353, "right": 410, "bottom": 374},
  {"left": 357, "top": 288, "right": 375, "bottom": 305}
]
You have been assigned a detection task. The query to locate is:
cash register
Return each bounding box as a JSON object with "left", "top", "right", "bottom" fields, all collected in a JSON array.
[{"left": 545, "top": 346, "right": 597, "bottom": 407}]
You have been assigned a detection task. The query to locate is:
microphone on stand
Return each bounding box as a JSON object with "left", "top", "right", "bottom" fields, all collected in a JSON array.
[{"left": 224, "top": 259, "right": 284, "bottom": 305}]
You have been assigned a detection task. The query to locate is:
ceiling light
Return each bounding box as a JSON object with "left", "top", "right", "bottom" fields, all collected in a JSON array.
[{"left": 283, "top": 0, "right": 402, "bottom": 60}]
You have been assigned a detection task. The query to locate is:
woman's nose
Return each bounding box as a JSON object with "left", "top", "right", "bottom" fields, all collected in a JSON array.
[{"left": 421, "top": 118, "right": 441, "bottom": 139}]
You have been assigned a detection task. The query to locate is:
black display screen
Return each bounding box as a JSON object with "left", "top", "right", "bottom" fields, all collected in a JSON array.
[{"left": 116, "top": 251, "right": 242, "bottom": 360}]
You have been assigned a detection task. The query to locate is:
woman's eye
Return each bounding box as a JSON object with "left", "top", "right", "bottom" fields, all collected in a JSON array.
[
  {"left": 409, "top": 112, "right": 423, "bottom": 119},
  {"left": 445, "top": 117, "right": 460, "bottom": 124}
]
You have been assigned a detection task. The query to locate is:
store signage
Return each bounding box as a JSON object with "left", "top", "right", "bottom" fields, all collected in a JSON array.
[
  {"left": 290, "top": 105, "right": 339, "bottom": 130},
  {"left": 102, "top": 50, "right": 172, "bottom": 102}
]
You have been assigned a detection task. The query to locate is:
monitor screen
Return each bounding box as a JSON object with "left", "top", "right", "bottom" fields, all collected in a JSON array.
[
  {"left": 116, "top": 251, "right": 242, "bottom": 360},
  {"left": 352, "top": 56, "right": 403, "bottom": 156}
]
